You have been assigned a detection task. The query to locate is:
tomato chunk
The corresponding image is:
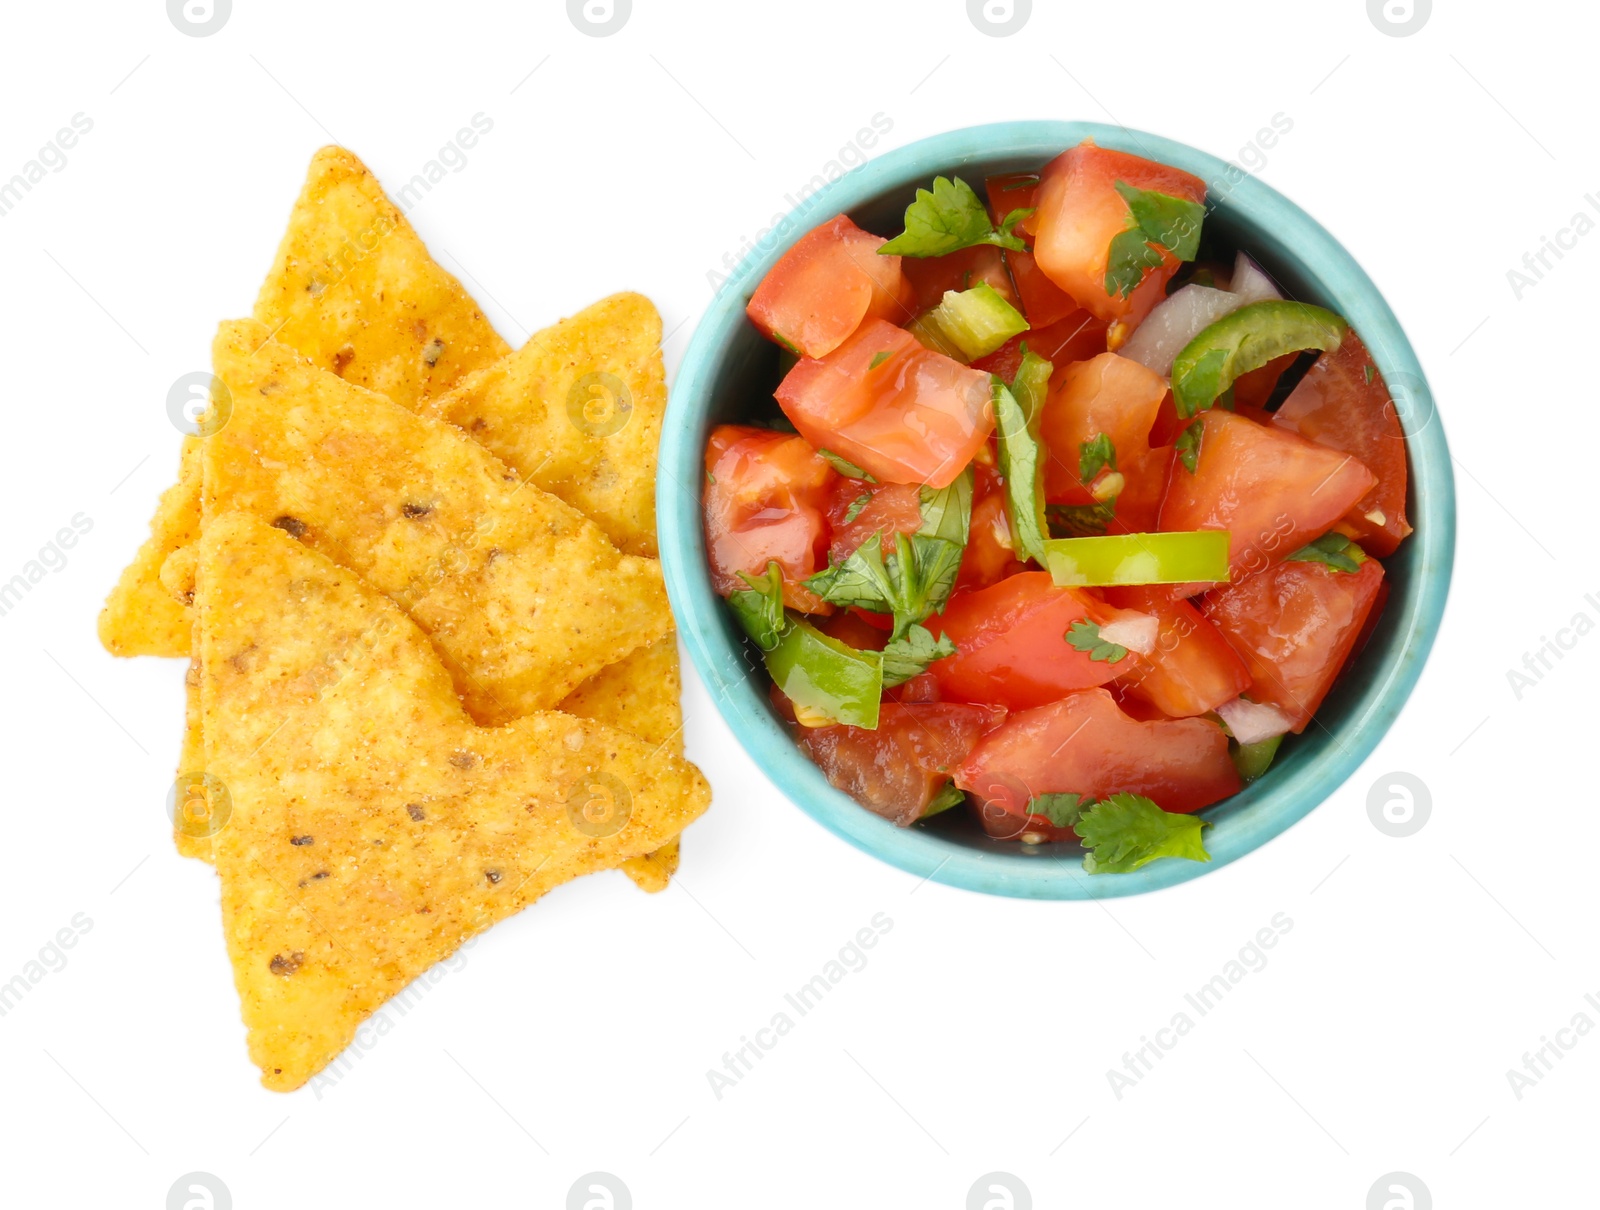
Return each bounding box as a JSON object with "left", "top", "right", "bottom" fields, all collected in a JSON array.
[
  {"left": 1202, "top": 556, "right": 1386, "bottom": 732},
  {"left": 703, "top": 425, "right": 838, "bottom": 612},
  {"left": 746, "top": 215, "right": 913, "bottom": 358},
  {"left": 983, "top": 174, "right": 1082, "bottom": 328},
  {"left": 1157, "top": 409, "right": 1378, "bottom": 592},
  {"left": 902, "top": 244, "right": 1018, "bottom": 312},
  {"left": 775, "top": 319, "right": 995, "bottom": 488},
  {"left": 1104, "top": 586, "right": 1251, "bottom": 718},
  {"left": 825, "top": 478, "right": 924, "bottom": 563},
  {"left": 927, "top": 572, "right": 1123, "bottom": 710},
  {"left": 1029, "top": 142, "right": 1207, "bottom": 335},
  {"left": 1272, "top": 332, "right": 1413, "bottom": 557},
  {"left": 1040, "top": 352, "right": 1169, "bottom": 505},
  {"left": 797, "top": 701, "right": 1007, "bottom": 826},
  {"left": 955, "top": 687, "right": 1240, "bottom": 840}
]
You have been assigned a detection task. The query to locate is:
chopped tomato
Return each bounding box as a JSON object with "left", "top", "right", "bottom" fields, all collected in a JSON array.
[
  {"left": 956, "top": 688, "right": 1240, "bottom": 839},
  {"left": 816, "top": 609, "right": 889, "bottom": 652},
  {"left": 797, "top": 700, "right": 1007, "bottom": 826},
  {"left": 1039, "top": 352, "right": 1169, "bottom": 507},
  {"left": 1231, "top": 351, "right": 1300, "bottom": 410},
  {"left": 1157, "top": 409, "right": 1378, "bottom": 591},
  {"left": 1203, "top": 556, "right": 1386, "bottom": 732},
  {"left": 971, "top": 309, "right": 1108, "bottom": 382},
  {"left": 927, "top": 572, "right": 1124, "bottom": 710},
  {"left": 983, "top": 174, "right": 1079, "bottom": 328},
  {"left": 1028, "top": 142, "right": 1207, "bottom": 337},
  {"left": 746, "top": 215, "right": 913, "bottom": 358},
  {"left": 957, "top": 491, "right": 1023, "bottom": 591},
  {"left": 775, "top": 319, "right": 995, "bottom": 488},
  {"left": 825, "top": 478, "right": 924, "bottom": 563},
  {"left": 1103, "top": 586, "right": 1251, "bottom": 718},
  {"left": 703, "top": 425, "right": 838, "bottom": 612},
  {"left": 902, "top": 245, "right": 1018, "bottom": 312},
  {"left": 1272, "top": 332, "right": 1413, "bottom": 557}
]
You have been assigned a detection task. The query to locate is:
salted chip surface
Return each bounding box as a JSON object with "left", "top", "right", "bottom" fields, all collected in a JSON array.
[
  {"left": 253, "top": 145, "right": 510, "bottom": 407},
  {"left": 200, "top": 512, "right": 710, "bottom": 1091},
  {"left": 100, "top": 145, "right": 507, "bottom": 661},
  {"left": 204, "top": 320, "right": 671, "bottom": 722},
  {"left": 425, "top": 292, "right": 667, "bottom": 558},
  {"left": 97, "top": 439, "right": 201, "bottom": 657}
]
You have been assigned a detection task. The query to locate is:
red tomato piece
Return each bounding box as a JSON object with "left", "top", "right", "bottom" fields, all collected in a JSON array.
[
  {"left": 775, "top": 319, "right": 995, "bottom": 488},
  {"left": 1203, "top": 556, "right": 1385, "bottom": 732},
  {"left": 1103, "top": 586, "right": 1251, "bottom": 718},
  {"left": 1157, "top": 409, "right": 1378, "bottom": 592},
  {"left": 798, "top": 701, "right": 1007, "bottom": 826},
  {"left": 927, "top": 572, "right": 1123, "bottom": 710},
  {"left": 703, "top": 425, "right": 838, "bottom": 612},
  {"left": 1230, "top": 351, "right": 1299, "bottom": 411},
  {"left": 957, "top": 492, "right": 1023, "bottom": 591},
  {"left": 971, "top": 309, "right": 1108, "bottom": 382},
  {"left": 902, "top": 245, "right": 1018, "bottom": 312},
  {"left": 983, "top": 173, "right": 1081, "bottom": 328},
  {"left": 746, "top": 215, "right": 913, "bottom": 358},
  {"left": 1029, "top": 142, "right": 1207, "bottom": 338},
  {"left": 1272, "top": 332, "right": 1413, "bottom": 557},
  {"left": 1039, "top": 352, "right": 1170, "bottom": 505},
  {"left": 955, "top": 687, "right": 1240, "bottom": 840},
  {"left": 825, "top": 479, "right": 924, "bottom": 563}
]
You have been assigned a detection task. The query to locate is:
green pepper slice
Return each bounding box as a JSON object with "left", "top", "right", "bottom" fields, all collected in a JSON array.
[
  {"left": 1171, "top": 301, "right": 1347, "bottom": 418},
  {"left": 1232, "top": 734, "right": 1283, "bottom": 781},
  {"left": 765, "top": 616, "right": 883, "bottom": 729},
  {"left": 1044, "top": 531, "right": 1230, "bottom": 587}
]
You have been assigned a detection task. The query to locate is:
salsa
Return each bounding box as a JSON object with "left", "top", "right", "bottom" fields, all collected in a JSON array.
[{"left": 705, "top": 139, "right": 1410, "bottom": 875}]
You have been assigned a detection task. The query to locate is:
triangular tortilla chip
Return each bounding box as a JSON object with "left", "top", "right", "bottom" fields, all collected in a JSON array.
[
  {"left": 202, "top": 320, "right": 671, "bottom": 724},
  {"left": 200, "top": 512, "right": 709, "bottom": 1090},
  {"left": 96, "top": 439, "right": 201, "bottom": 657},
  {"left": 424, "top": 293, "right": 666, "bottom": 558},
  {"left": 99, "top": 145, "right": 508, "bottom": 661}
]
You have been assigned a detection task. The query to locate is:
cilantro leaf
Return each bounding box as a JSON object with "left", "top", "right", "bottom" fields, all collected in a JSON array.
[
  {"left": 1079, "top": 433, "right": 1118, "bottom": 483},
  {"left": 818, "top": 448, "right": 876, "bottom": 482},
  {"left": 923, "top": 781, "right": 967, "bottom": 817},
  {"left": 880, "top": 175, "right": 1029, "bottom": 258},
  {"left": 1076, "top": 793, "right": 1211, "bottom": 873},
  {"left": 1174, "top": 419, "right": 1205, "bottom": 474},
  {"left": 804, "top": 530, "right": 965, "bottom": 640},
  {"left": 1028, "top": 792, "right": 1095, "bottom": 830},
  {"left": 918, "top": 467, "right": 974, "bottom": 546},
  {"left": 841, "top": 491, "right": 872, "bottom": 525},
  {"left": 727, "top": 562, "right": 788, "bottom": 651},
  {"left": 1103, "top": 180, "right": 1206, "bottom": 299},
  {"left": 879, "top": 623, "right": 957, "bottom": 687},
  {"left": 1047, "top": 499, "right": 1116, "bottom": 538},
  {"left": 1065, "top": 619, "right": 1129, "bottom": 664},
  {"left": 993, "top": 350, "right": 1054, "bottom": 566},
  {"left": 1286, "top": 531, "right": 1366, "bottom": 573}
]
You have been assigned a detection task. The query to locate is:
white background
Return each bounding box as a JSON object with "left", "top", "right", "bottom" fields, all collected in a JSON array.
[{"left": 0, "top": 1, "right": 1591, "bottom": 1206}]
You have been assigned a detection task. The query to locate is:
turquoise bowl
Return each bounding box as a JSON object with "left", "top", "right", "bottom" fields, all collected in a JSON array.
[{"left": 661, "top": 121, "right": 1455, "bottom": 899}]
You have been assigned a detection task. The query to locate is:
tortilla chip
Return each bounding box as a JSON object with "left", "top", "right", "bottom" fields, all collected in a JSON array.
[
  {"left": 204, "top": 319, "right": 670, "bottom": 722},
  {"left": 425, "top": 293, "right": 666, "bottom": 558},
  {"left": 254, "top": 146, "right": 511, "bottom": 407},
  {"left": 199, "top": 512, "right": 709, "bottom": 1090},
  {"left": 97, "top": 439, "right": 201, "bottom": 657},
  {"left": 561, "top": 634, "right": 685, "bottom": 893}
]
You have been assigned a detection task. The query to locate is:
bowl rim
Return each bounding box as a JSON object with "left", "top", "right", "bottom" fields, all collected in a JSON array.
[{"left": 660, "top": 120, "right": 1456, "bottom": 900}]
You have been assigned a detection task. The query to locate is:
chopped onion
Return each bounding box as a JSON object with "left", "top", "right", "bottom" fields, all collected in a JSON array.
[
  {"left": 1098, "top": 613, "right": 1159, "bottom": 656},
  {"left": 1228, "top": 253, "right": 1282, "bottom": 305},
  {"left": 1216, "top": 697, "right": 1293, "bottom": 746},
  {"left": 1119, "top": 285, "right": 1244, "bottom": 376}
]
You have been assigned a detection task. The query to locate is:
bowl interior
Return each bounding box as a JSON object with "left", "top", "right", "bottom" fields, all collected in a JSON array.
[{"left": 662, "top": 121, "right": 1455, "bottom": 899}]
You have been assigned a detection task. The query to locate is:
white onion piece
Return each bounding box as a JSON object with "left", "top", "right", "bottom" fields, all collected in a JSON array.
[
  {"left": 1098, "top": 613, "right": 1160, "bottom": 657},
  {"left": 1229, "top": 253, "right": 1282, "bottom": 304},
  {"left": 1119, "top": 285, "right": 1243, "bottom": 376},
  {"left": 1216, "top": 697, "right": 1293, "bottom": 746}
]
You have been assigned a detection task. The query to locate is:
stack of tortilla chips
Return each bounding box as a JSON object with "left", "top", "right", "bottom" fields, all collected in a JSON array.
[{"left": 99, "top": 148, "right": 710, "bottom": 1091}]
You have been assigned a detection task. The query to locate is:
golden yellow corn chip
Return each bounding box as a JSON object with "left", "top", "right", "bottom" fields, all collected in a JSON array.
[
  {"left": 204, "top": 320, "right": 670, "bottom": 722},
  {"left": 96, "top": 439, "right": 201, "bottom": 657},
  {"left": 199, "top": 512, "right": 709, "bottom": 1090},
  {"left": 425, "top": 292, "right": 666, "bottom": 558}
]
